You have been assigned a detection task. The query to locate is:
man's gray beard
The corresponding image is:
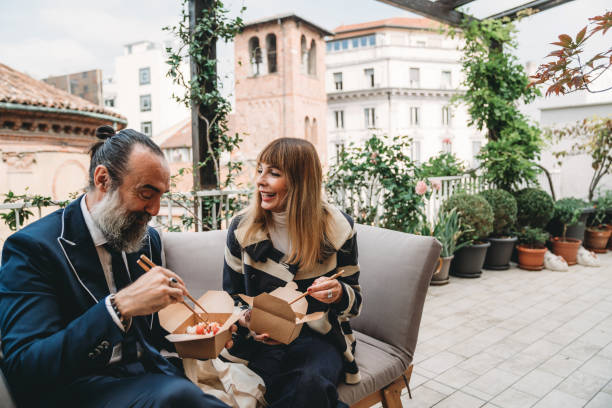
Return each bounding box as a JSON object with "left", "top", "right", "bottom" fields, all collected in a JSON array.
[{"left": 90, "top": 189, "right": 151, "bottom": 253}]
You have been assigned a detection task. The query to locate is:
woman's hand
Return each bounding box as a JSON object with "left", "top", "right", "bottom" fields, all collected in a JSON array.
[
  {"left": 238, "top": 309, "right": 282, "bottom": 345},
  {"left": 308, "top": 276, "right": 343, "bottom": 304}
]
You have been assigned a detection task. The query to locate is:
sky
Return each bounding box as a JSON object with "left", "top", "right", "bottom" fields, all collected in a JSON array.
[{"left": 0, "top": 0, "right": 609, "bottom": 81}]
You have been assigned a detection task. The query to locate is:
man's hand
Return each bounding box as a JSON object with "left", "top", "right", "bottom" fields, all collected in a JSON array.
[
  {"left": 308, "top": 276, "right": 343, "bottom": 304},
  {"left": 114, "top": 266, "right": 186, "bottom": 319},
  {"left": 238, "top": 309, "right": 282, "bottom": 345}
]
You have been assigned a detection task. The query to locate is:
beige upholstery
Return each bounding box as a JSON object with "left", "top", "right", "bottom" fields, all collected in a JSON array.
[{"left": 162, "top": 224, "right": 441, "bottom": 405}]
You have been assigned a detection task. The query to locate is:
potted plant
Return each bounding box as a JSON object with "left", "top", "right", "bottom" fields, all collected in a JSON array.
[
  {"left": 585, "top": 200, "right": 611, "bottom": 253},
  {"left": 441, "top": 192, "right": 494, "bottom": 278},
  {"left": 546, "top": 197, "right": 593, "bottom": 242},
  {"left": 516, "top": 227, "right": 550, "bottom": 271},
  {"left": 480, "top": 189, "right": 518, "bottom": 270},
  {"left": 515, "top": 188, "right": 555, "bottom": 229},
  {"left": 423, "top": 209, "right": 472, "bottom": 285},
  {"left": 550, "top": 198, "right": 583, "bottom": 265}
]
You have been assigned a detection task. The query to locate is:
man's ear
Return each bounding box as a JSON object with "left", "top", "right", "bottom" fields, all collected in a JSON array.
[{"left": 93, "top": 165, "right": 111, "bottom": 193}]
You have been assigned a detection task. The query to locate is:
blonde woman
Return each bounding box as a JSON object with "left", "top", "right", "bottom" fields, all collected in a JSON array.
[{"left": 222, "top": 138, "right": 362, "bottom": 408}]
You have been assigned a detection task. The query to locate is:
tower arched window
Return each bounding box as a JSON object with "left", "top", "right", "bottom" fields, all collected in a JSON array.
[
  {"left": 300, "top": 35, "right": 308, "bottom": 74},
  {"left": 266, "top": 34, "right": 277, "bottom": 74},
  {"left": 304, "top": 116, "right": 310, "bottom": 140},
  {"left": 248, "top": 36, "right": 262, "bottom": 76},
  {"left": 311, "top": 118, "right": 318, "bottom": 144},
  {"left": 307, "top": 40, "right": 317, "bottom": 75}
]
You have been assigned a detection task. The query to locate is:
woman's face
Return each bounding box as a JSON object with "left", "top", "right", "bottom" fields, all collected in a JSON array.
[{"left": 256, "top": 162, "right": 288, "bottom": 212}]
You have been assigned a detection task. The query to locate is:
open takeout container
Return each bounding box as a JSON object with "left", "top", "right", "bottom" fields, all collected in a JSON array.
[
  {"left": 238, "top": 282, "right": 324, "bottom": 344},
  {"left": 159, "top": 290, "right": 241, "bottom": 359}
]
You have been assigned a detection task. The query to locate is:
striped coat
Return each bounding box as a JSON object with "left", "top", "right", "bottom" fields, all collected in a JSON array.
[{"left": 222, "top": 205, "right": 363, "bottom": 384}]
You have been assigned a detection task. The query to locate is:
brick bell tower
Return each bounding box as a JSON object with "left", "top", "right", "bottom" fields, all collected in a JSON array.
[{"left": 233, "top": 14, "right": 332, "bottom": 168}]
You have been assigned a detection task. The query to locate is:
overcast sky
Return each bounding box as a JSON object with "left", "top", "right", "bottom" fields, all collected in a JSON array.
[{"left": 0, "top": 0, "right": 609, "bottom": 80}]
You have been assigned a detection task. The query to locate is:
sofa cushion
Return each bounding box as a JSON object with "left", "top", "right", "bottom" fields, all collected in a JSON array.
[{"left": 337, "top": 331, "right": 409, "bottom": 405}]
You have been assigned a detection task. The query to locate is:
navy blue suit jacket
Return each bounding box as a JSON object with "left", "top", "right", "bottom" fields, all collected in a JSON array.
[{"left": 0, "top": 196, "right": 178, "bottom": 406}]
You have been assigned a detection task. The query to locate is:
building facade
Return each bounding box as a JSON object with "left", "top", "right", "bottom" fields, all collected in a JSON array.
[
  {"left": 43, "top": 69, "right": 104, "bottom": 106},
  {"left": 233, "top": 14, "right": 331, "bottom": 167},
  {"left": 103, "top": 41, "right": 189, "bottom": 139},
  {"left": 325, "top": 18, "right": 484, "bottom": 166}
]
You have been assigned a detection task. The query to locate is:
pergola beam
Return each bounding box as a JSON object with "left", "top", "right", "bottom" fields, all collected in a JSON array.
[
  {"left": 377, "top": 0, "right": 473, "bottom": 27},
  {"left": 485, "top": 0, "right": 576, "bottom": 20},
  {"left": 435, "top": 0, "right": 474, "bottom": 9}
]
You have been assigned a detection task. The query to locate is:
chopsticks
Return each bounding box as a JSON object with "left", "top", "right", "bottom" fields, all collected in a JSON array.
[
  {"left": 288, "top": 270, "right": 344, "bottom": 305},
  {"left": 137, "top": 254, "right": 210, "bottom": 323}
]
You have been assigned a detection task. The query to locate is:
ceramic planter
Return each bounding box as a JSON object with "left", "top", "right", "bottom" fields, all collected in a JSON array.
[
  {"left": 430, "top": 256, "right": 453, "bottom": 286},
  {"left": 450, "top": 241, "right": 490, "bottom": 278},
  {"left": 516, "top": 245, "right": 547, "bottom": 271},
  {"left": 584, "top": 227, "right": 611, "bottom": 253},
  {"left": 484, "top": 236, "right": 518, "bottom": 270},
  {"left": 550, "top": 237, "right": 582, "bottom": 265},
  {"left": 547, "top": 207, "right": 594, "bottom": 243}
]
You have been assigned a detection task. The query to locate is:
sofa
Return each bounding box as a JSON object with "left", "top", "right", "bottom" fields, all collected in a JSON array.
[{"left": 0, "top": 223, "right": 440, "bottom": 407}]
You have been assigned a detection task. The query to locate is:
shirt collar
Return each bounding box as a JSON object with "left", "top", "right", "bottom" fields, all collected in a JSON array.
[{"left": 80, "top": 194, "right": 108, "bottom": 247}]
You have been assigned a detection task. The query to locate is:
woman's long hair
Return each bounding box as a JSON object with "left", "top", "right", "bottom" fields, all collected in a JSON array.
[{"left": 240, "top": 138, "right": 334, "bottom": 270}]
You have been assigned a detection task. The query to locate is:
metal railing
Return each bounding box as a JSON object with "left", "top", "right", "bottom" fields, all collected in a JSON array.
[
  {"left": 424, "top": 174, "right": 491, "bottom": 225},
  {"left": 0, "top": 189, "right": 252, "bottom": 233}
]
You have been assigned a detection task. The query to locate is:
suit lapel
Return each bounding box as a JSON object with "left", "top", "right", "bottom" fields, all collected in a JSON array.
[{"left": 57, "top": 196, "right": 109, "bottom": 303}]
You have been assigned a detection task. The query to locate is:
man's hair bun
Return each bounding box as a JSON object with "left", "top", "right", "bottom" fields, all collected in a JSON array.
[{"left": 95, "top": 125, "right": 116, "bottom": 140}]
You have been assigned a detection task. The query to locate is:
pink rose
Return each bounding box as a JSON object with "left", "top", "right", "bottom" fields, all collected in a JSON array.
[
  {"left": 442, "top": 137, "right": 452, "bottom": 145},
  {"left": 431, "top": 180, "right": 442, "bottom": 191},
  {"left": 415, "top": 180, "right": 428, "bottom": 195}
]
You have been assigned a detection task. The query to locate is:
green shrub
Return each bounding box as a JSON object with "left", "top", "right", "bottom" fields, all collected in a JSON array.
[
  {"left": 420, "top": 152, "right": 466, "bottom": 178},
  {"left": 515, "top": 188, "right": 554, "bottom": 228},
  {"left": 517, "top": 226, "right": 549, "bottom": 248},
  {"left": 480, "top": 189, "right": 518, "bottom": 237},
  {"left": 552, "top": 198, "right": 585, "bottom": 240},
  {"left": 592, "top": 190, "right": 612, "bottom": 226},
  {"left": 441, "top": 192, "right": 493, "bottom": 243}
]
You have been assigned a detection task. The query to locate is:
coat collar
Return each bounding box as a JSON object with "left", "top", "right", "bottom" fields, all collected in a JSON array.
[
  {"left": 56, "top": 195, "right": 153, "bottom": 306},
  {"left": 233, "top": 205, "right": 353, "bottom": 270}
]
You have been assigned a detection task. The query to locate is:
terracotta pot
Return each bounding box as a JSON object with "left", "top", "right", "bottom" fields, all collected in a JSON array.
[
  {"left": 550, "top": 237, "right": 582, "bottom": 265},
  {"left": 516, "top": 245, "right": 547, "bottom": 271},
  {"left": 430, "top": 256, "right": 453, "bottom": 286},
  {"left": 584, "top": 227, "right": 611, "bottom": 253}
]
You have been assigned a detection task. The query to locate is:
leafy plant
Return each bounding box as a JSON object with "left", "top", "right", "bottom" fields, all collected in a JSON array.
[
  {"left": 546, "top": 116, "right": 612, "bottom": 201},
  {"left": 515, "top": 188, "right": 555, "bottom": 228},
  {"left": 448, "top": 17, "right": 543, "bottom": 193},
  {"left": 517, "top": 226, "right": 549, "bottom": 249},
  {"left": 162, "top": 0, "right": 246, "bottom": 230},
  {"left": 420, "top": 152, "right": 466, "bottom": 178},
  {"left": 423, "top": 208, "right": 473, "bottom": 257},
  {"left": 592, "top": 189, "right": 612, "bottom": 227},
  {"left": 326, "top": 134, "right": 430, "bottom": 233},
  {"left": 552, "top": 198, "right": 586, "bottom": 240},
  {"left": 480, "top": 189, "right": 517, "bottom": 237},
  {"left": 440, "top": 192, "right": 493, "bottom": 244},
  {"left": 1, "top": 190, "right": 70, "bottom": 231},
  {"left": 530, "top": 12, "right": 612, "bottom": 95}
]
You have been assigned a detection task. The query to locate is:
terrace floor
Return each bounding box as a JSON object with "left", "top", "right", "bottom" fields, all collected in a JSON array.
[{"left": 397, "top": 252, "right": 612, "bottom": 408}]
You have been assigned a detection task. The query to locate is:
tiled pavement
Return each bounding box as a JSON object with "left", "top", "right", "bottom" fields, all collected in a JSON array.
[{"left": 394, "top": 252, "right": 612, "bottom": 407}]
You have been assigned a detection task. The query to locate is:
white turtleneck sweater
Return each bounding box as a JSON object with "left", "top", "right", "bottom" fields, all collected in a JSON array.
[{"left": 269, "top": 210, "right": 290, "bottom": 256}]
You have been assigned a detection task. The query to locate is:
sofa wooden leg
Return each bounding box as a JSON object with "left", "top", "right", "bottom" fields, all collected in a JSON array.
[
  {"left": 403, "top": 364, "right": 413, "bottom": 399},
  {"left": 382, "top": 379, "right": 404, "bottom": 408},
  {"left": 350, "top": 365, "right": 415, "bottom": 408}
]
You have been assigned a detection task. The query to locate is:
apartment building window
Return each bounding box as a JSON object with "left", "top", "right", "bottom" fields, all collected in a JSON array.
[
  {"left": 104, "top": 97, "right": 115, "bottom": 107},
  {"left": 352, "top": 38, "right": 359, "bottom": 48},
  {"left": 442, "top": 106, "right": 451, "bottom": 126},
  {"left": 364, "top": 108, "right": 376, "bottom": 128},
  {"left": 139, "top": 67, "right": 151, "bottom": 85},
  {"left": 341, "top": 39, "right": 349, "bottom": 50},
  {"left": 334, "top": 72, "right": 343, "bottom": 90},
  {"left": 82, "top": 71, "right": 88, "bottom": 78},
  {"left": 140, "top": 94, "right": 151, "bottom": 112},
  {"left": 326, "top": 42, "right": 332, "bottom": 52},
  {"left": 411, "top": 140, "right": 421, "bottom": 163},
  {"left": 364, "top": 68, "right": 375, "bottom": 88},
  {"left": 83, "top": 85, "right": 89, "bottom": 93},
  {"left": 334, "top": 110, "right": 344, "bottom": 129},
  {"left": 409, "top": 107, "right": 420, "bottom": 126},
  {"left": 416, "top": 40, "right": 427, "bottom": 47},
  {"left": 441, "top": 71, "right": 452, "bottom": 89},
  {"left": 335, "top": 142, "right": 346, "bottom": 164},
  {"left": 409, "top": 68, "right": 420, "bottom": 88},
  {"left": 141, "top": 121, "right": 152, "bottom": 137},
  {"left": 308, "top": 40, "right": 317, "bottom": 75},
  {"left": 249, "top": 37, "right": 263, "bottom": 76}
]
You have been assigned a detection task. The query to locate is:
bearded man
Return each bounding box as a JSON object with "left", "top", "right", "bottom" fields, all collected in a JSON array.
[{"left": 0, "top": 127, "right": 230, "bottom": 408}]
